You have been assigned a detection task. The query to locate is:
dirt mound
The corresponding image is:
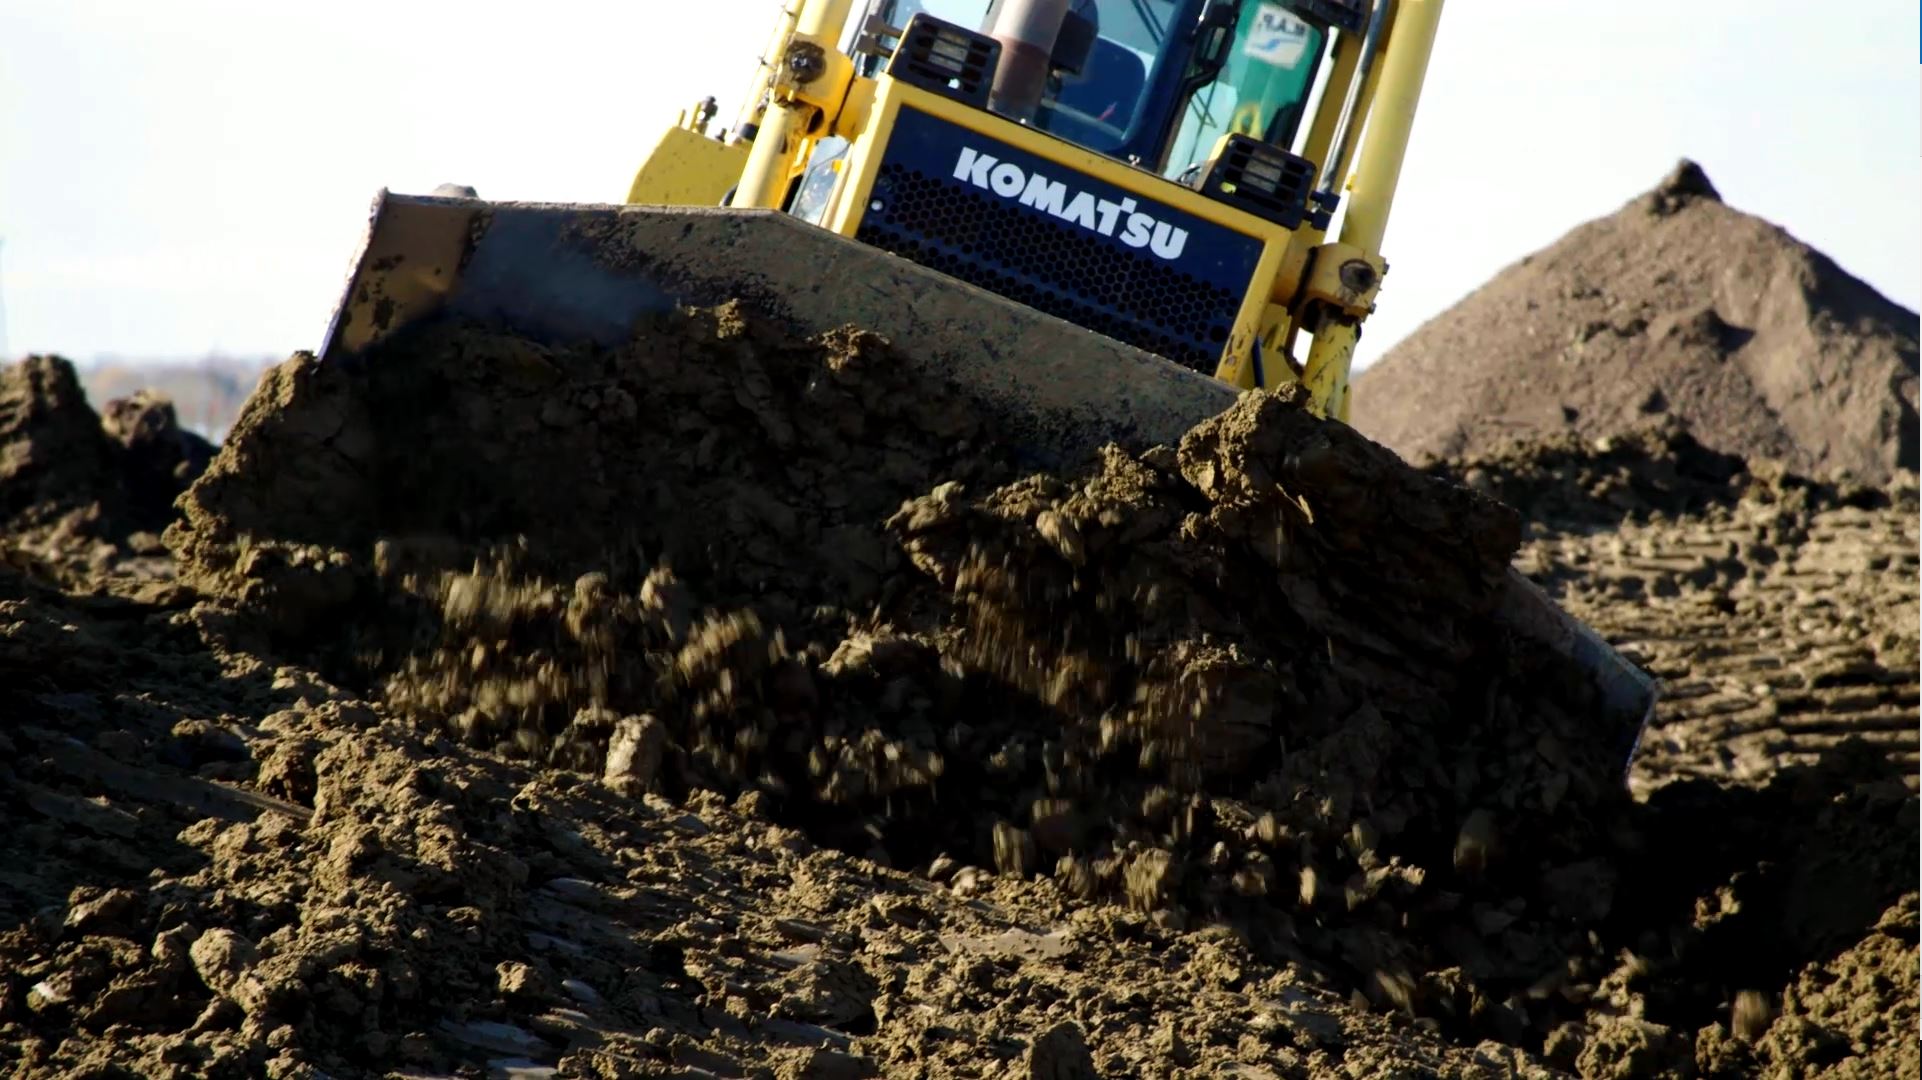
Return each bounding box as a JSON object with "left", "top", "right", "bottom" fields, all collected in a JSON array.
[
  {"left": 1424, "top": 417, "right": 1899, "bottom": 536},
  {"left": 162, "top": 305, "right": 1670, "bottom": 1033},
  {"left": 3, "top": 505, "right": 1910, "bottom": 1079},
  {"left": 1, "top": 356, "right": 122, "bottom": 531},
  {"left": 0, "top": 356, "right": 216, "bottom": 583},
  {"left": 1356, "top": 160, "right": 1920, "bottom": 483},
  {"left": 165, "top": 309, "right": 1006, "bottom": 645},
  {"left": 99, "top": 390, "right": 217, "bottom": 529}
]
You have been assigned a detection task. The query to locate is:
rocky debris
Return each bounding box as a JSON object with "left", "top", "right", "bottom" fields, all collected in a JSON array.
[
  {"left": 100, "top": 390, "right": 217, "bottom": 529},
  {"left": 1358, "top": 159, "right": 1920, "bottom": 483},
  {"left": 0, "top": 356, "right": 216, "bottom": 585},
  {"left": 0, "top": 356, "right": 123, "bottom": 531}
]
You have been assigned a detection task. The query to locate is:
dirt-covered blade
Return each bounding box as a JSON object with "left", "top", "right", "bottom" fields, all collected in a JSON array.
[
  {"left": 319, "top": 190, "right": 1239, "bottom": 472},
  {"left": 318, "top": 189, "right": 1656, "bottom": 779},
  {"left": 1497, "top": 569, "right": 1657, "bottom": 780}
]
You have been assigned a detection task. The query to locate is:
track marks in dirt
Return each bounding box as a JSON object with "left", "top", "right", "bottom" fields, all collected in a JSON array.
[{"left": 1520, "top": 487, "right": 1919, "bottom": 793}]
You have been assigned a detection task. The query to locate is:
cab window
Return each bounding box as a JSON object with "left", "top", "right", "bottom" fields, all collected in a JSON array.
[{"left": 1164, "top": 3, "right": 1325, "bottom": 182}]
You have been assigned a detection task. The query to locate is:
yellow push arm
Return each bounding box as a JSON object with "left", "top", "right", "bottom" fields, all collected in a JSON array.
[
  {"left": 1300, "top": 0, "right": 1444, "bottom": 423},
  {"left": 735, "top": 0, "right": 859, "bottom": 209}
]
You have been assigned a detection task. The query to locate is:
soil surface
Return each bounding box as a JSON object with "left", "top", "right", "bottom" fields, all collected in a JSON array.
[
  {"left": 1356, "top": 161, "right": 1921, "bottom": 483},
  {"left": 1, "top": 295, "right": 1915, "bottom": 1080}
]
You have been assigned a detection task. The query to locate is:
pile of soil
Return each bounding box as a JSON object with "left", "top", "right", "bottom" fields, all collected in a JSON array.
[
  {"left": 1, "top": 357, "right": 122, "bottom": 531},
  {"left": 1423, "top": 415, "right": 1902, "bottom": 541},
  {"left": 100, "top": 390, "right": 218, "bottom": 529},
  {"left": 1356, "top": 161, "right": 1921, "bottom": 483},
  {"left": 167, "top": 306, "right": 1643, "bottom": 1019},
  {"left": 1, "top": 304, "right": 1913, "bottom": 1076},
  {"left": 0, "top": 355, "right": 215, "bottom": 584}
]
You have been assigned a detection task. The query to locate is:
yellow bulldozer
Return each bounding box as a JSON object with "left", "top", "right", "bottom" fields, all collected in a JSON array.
[
  {"left": 320, "top": 0, "right": 1657, "bottom": 776},
  {"left": 631, "top": 0, "right": 1422, "bottom": 420}
]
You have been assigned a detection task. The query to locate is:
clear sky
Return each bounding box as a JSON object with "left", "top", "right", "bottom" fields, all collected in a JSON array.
[{"left": 3, "top": 0, "right": 1917, "bottom": 369}]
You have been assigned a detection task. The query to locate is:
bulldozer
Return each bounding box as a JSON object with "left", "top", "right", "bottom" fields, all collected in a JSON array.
[
  {"left": 630, "top": 0, "right": 1413, "bottom": 419},
  {"left": 318, "top": 0, "right": 1657, "bottom": 779}
]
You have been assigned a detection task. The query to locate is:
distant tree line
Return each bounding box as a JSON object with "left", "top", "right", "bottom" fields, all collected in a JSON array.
[{"left": 77, "top": 356, "right": 273, "bottom": 443}]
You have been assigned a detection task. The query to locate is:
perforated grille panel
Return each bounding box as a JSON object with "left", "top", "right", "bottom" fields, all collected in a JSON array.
[{"left": 854, "top": 108, "right": 1264, "bottom": 375}]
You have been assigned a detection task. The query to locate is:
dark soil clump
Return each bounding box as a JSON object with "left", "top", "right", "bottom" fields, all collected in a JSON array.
[{"left": 0, "top": 355, "right": 215, "bottom": 584}]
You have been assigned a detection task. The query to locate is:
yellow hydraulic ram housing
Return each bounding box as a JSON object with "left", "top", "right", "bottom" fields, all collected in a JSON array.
[{"left": 629, "top": 0, "right": 1444, "bottom": 423}]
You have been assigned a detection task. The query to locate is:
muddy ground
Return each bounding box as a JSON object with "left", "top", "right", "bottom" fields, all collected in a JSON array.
[{"left": 0, "top": 312, "right": 1915, "bottom": 1080}]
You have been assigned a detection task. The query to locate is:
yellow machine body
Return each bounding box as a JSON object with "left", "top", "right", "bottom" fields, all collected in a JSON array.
[
  {"left": 826, "top": 78, "right": 1293, "bottom": 382},
  {"left": 628, "top": 0, "right": 1444, "bottom": 422},
  {"left": 626, "top": 124, "right": 750, "bottom": 207}
]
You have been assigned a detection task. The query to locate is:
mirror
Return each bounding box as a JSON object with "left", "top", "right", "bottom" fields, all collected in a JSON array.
[
  {"left": 1051, "top": 8, "right": 1097, "bottom": 75},
  {"left": 1193, "top": 1, "right": 1237, "bottom": 78}
]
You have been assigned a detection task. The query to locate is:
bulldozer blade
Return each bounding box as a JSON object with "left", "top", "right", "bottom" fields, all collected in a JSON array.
[
  {"left": 1497, "top": 571, "right": 1656, "bottom": 779},
  {"left": 318, "top": 190, "right": 1656, "bottom": 779},
  {"left": 320, "top": 191, "right": 1241, "bottom": 471}
]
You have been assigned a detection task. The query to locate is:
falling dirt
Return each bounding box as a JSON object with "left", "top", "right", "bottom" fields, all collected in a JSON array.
[
  {"left": 1357, "top": 160, "right": 1921, "bottom": 483},
  {"left": 2, "top": 288, "right": 1915, "bottom": 1079},
  {"left": 0, "top": 558, "right": 1541, "bottom": 1079},
  {"left": 163, "top": 304, "right": 1647, "bottom": 1021}
]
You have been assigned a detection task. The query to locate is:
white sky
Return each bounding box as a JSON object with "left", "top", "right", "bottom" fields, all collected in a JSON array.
[{"left": 2, "top": 0, "right": 1918, "bottom": 369}]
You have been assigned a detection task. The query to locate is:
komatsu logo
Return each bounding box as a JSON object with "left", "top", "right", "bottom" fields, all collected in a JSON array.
[{"left": 953, "top": 146, "right": 1189, "bottom": 261}]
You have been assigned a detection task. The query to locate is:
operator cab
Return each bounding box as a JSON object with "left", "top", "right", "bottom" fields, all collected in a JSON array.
[{"left": 864, "top": 0, "right": 1362, "bottom": 186}]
